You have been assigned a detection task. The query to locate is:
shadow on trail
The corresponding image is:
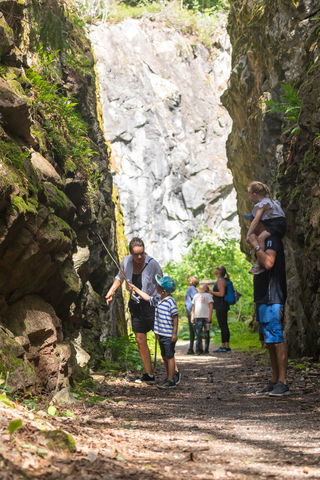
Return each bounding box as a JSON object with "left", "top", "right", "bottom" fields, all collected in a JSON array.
[{"left": 87, "top": 348, "right": 320, "bottom": 476}]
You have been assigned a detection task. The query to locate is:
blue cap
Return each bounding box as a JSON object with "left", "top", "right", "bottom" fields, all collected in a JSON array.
[{"left": 155, "top": 274, "right": 176, "bottom": 294}]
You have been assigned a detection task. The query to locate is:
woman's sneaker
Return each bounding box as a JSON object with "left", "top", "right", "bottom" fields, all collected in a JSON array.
[
  {"left": 134, "top": 373, "right": 155, "bottom": 384},
  {"left": 269, "top": 381, "right": 290, "bottom": 396},
  {"left": 157, "top": 379, "right": 176, "bottom": 389}
]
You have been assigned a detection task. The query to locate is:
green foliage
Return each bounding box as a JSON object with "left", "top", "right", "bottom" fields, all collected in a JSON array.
[
  {"left": 47, "top": 405, "right": 57, "bottom": 416},
  {"left": 101, "top": 333, "right": 143, "bottom": 372},
  {"left": 181, "top": 0, "right": 228, "bottom": 14},
  {"left": 105, "top": 1, "right": 227, "bottom": 48},
  {"left": 25, "top": 68, "right": 100, "bottom": 186},
  {"left": 164, "top": 231, "right": 254, "bottom": 321},
  {"left": 100, "top": 331, "right": 157, "bottom": 373},
  {"left": 266, "top": 83, "right": 302, "bottom": 136},
  {"left": 8, "top": 418, "right": 23, "bottom": 436}
]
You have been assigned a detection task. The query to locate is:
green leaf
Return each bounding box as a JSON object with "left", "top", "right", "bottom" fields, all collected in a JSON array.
[
  {"left": 0, "top": 393, "right": 13, "bottom": 407},
  {"left": 8, "top": 419, "right": 23, "bottom": 435},
  {"left": 48, "top": 405, "right": 57, "bottom": 416},
  {"left": 37, "top": 449, "right": 48, "bottom": 456}
]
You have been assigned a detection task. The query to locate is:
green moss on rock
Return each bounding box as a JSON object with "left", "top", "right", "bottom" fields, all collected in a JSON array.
[{"left": 44, "top": 429, "right": 76, "bottom": 452}]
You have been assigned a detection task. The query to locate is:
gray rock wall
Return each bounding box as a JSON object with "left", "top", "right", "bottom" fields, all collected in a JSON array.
[{"left": 90, "top": 17, "right": 239, "bottom": 264}]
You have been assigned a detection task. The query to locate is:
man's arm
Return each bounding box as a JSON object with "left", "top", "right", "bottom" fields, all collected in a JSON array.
[
  {"left": 247, "top": 236, "right": 277, "bottom": 269},
  {"left": 190, "top": 304, "right": 195, "bottom": 323}
]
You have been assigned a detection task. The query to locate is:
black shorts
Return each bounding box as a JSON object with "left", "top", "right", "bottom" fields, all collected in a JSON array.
[
  {"left": 262, "top": 217, "right": 286, "bottom": 238},
  {"left": 158, "top": 335, "right": 176, "bottom": 359},
  {"left": 129, "top": 299, "right": 155, "bottom": 334}
]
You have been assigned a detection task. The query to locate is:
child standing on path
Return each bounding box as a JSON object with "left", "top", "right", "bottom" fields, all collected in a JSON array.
[
  {"left": 246, "top": 181, "right": 286, "bottom": 275},
  {"left": 129, "top": 275, "right": 180, "bottom": 389},
  {"left": 191, "top": 284, "right": 214, "bottom": 355},
  {"left": 185, "top": 276, "right": 199, "bottom": 354}
]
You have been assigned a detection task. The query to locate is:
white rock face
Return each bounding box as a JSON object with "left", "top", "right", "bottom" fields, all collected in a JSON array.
[{"left": 89, "top": 17, "right": 239, "bottom": 264}]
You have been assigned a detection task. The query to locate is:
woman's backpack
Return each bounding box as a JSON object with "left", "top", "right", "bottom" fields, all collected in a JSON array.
[{"left": 224, "top": 279, "right": 241, "bottom": 305}]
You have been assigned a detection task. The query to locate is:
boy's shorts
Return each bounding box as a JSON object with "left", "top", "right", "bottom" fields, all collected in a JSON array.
[
  {"left": 262, "top": 217, "right": 286, "bottom": 238},
  {"left": 256, "top": 304, "right": 284, "bottom": 343},
  {"left": 158, "top": 335, "right": 176, "bottom": 359}
]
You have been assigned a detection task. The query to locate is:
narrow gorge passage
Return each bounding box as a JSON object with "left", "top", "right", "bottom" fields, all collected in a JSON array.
[{"left": 2, "top": 346, "right": 320, "bottom": 480}]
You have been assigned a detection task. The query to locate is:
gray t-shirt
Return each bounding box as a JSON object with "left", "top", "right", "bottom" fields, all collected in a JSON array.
[{"left": 115, "top": 254, "right": 162, "bottom": 296}]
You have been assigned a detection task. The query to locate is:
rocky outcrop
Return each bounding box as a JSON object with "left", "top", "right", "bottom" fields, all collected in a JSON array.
[
  {"left": 0, "top": 0, "right": 126, "bottom": 392},
  {"left": 223, "top": 0, "right": 320, "bottom": 356},
  {"left": 90, "top": 16, "right": 239, "bottom": 264}
]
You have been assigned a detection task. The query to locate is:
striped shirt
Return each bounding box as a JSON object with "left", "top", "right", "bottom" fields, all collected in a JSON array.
[{"left": 150, "top": 295, "right": 178, "bottom": 337}]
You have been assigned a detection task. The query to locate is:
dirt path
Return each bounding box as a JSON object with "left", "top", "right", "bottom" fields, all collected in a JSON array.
[{"left": 1, "top": 344, "right": 320, "bottom": 480}]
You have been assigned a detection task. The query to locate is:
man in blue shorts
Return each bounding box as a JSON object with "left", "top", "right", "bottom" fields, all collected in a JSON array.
[{"left": 247, "top": 234, "right": 289, "bottom": 396}]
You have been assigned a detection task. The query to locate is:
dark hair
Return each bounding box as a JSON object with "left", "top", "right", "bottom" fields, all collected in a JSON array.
[
  {"left": 216, "top": 265, "right": 230, "bottom": 280},
  {"left": 129, "top": 237, "right": 145, "bottom": 253}
]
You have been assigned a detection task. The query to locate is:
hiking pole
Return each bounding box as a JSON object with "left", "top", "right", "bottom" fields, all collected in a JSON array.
[
  {"left": 153, "top": 334, "right": 158, "bottom": 370},
  {"left": 94, "top": 232, "right": 140, "bottom": 303}
]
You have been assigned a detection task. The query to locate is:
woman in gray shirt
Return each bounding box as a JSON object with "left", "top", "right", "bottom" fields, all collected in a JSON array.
[{"left": 105, "top": 237, "right": 162, "bottom": 384}]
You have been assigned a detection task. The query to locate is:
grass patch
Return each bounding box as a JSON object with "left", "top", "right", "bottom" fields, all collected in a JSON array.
[{"left": 178, "top": 313, "right": 262, "bottom": 353}]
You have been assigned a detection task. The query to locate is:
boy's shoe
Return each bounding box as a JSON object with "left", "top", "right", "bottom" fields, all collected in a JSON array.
[
  {"left": 255, "top": 381, "right": 275, "bottom": 395},
  {"left": 249, "top": 264, "right": 265, "bottom": 275},
  {"left": 269, "top": 381, "right": 290, "bottom": 396},
  {"left": 243, "top": 214, "right": 254, "bottom": 221},
  {"left": 134, "top": 373, "right": 155, "bottom": 384},
  {"left": 204, "top": 349, "right": 209, "bottom": 354},
  {"left": 157, "top": 379, "right": 176, "bottom": 389},
  {"left": 187, "top": 349, "right": 195, "bottom": 355},
  {"left": 174, "top": 370, "right": 181, "bottom": 385}
]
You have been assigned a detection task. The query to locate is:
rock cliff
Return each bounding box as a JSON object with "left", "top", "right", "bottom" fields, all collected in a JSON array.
[
  {"left": 223, "top": 0, "right": 320, "bottom": 356},
  {"left": 89, "top": 15, "right": 239, "bottom": 264},
  {"left": 0, "top": 0, "right": 125, "bottom": 393}
]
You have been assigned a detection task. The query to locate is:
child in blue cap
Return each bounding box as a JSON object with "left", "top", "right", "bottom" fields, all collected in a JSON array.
[{"left": 128, "top": 274, "right": 180, "bottom": 389}]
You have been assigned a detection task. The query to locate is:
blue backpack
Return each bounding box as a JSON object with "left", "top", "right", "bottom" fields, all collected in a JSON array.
[{"left": 224, "top": 279, "right": 241, "bottom": 305}]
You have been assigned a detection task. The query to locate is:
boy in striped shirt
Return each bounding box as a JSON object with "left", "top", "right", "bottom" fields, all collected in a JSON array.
[{"left": 128, "top": 274, "right": 179, "bottom": 389}]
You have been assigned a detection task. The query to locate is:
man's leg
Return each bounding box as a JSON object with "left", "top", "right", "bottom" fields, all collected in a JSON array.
[
  {"left": 266, "top": 344, "right": 279, "bottom": 383},
  {"left": 274, "top": 342, "right": 288, "bottom": 384},
  {"left": 135, "top": 332, "right": 153, "bottom": 375}
]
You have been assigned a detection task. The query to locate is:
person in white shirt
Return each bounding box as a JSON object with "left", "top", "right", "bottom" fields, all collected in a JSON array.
[{"left": 191, "top": 284, "right": 214, "bottom": 355}]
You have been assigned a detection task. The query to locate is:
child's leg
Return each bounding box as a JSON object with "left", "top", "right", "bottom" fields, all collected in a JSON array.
[
  {"left": 204, "top": 322, "right": 210, "bottom": 352},
  {"left": 257, "top": 229, "right": 271, "bottom": 249},
  {"left": 162, "top": 356, "right": 169, "bottom": 377},
  {"left": 167, "top": 356, "right": 175, "bottom": 380},
  {"left": 195, "top": 319, "right": 203, "bottom": 353}
]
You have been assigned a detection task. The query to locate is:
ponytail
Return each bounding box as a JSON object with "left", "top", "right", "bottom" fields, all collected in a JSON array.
[{"left": 248, "top": 181, "right": 273, "bottom": 200}]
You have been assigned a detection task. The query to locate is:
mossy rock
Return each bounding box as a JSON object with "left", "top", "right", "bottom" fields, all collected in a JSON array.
[
  {"left": 0, "top": 12, "right": 14, "bottom": 57},
  {"left": 42, "top": 182, "right": 76, "bottom": 221},
  {"left": 44, "top": 429, "right": 76, "bottom": 452}
]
